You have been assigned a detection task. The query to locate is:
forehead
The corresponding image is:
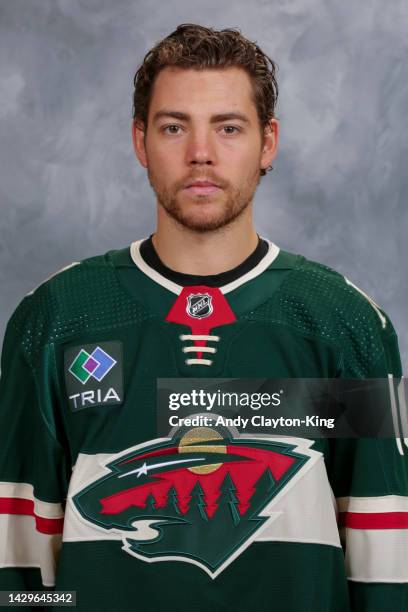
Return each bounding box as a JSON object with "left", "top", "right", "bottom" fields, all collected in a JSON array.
[{"left": 148, "top": 66, "right": 256, "bottom": 118}]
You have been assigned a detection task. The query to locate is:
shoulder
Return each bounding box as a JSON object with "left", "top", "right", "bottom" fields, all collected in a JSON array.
[
  {"left": 251, "top": 249, "right": 398, "bottom": 375},
  {"left": 275, "top": 249, "right": 391, "bottom": 332},
  {"left": 16, "top": 250, "right": 116, "bottom": 322},
  {"left": 26, "top": 251, "right": 116, "bottom": 296},
  {"left": 5, "top": 247, "right": 145, "bottom": 354}
]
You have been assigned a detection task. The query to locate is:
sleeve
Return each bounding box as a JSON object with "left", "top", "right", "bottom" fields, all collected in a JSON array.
[
  {"left": 0, "top": 303, "right": 69, "bottom": 595},
  {"left": 328, "top": 324, "right": 408, "bottom": 611}
]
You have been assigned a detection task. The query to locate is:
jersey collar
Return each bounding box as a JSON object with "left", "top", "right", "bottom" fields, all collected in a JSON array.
[{"left": 129, "top": 237, "right": 280, "bottom": 295}]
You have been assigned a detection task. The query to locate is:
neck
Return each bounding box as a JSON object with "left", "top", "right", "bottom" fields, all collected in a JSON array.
[{"left": 152, "top": 205, "right": 259, "bottom": 275}]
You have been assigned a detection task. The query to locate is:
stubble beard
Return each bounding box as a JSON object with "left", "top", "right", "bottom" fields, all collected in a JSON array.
[{"left": 147, "top": 167, "right": 261, "bottom": 234}]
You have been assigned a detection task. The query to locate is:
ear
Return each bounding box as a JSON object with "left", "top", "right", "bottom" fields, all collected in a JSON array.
[
  {"left": 132, "top": 119, "right": 148, "bottom": 168},
  {"left": 260, "top": 118, "right": 279, "bottom": 171}
]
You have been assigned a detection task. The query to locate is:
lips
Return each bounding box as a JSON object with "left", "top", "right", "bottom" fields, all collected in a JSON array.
[{"left": 184, "top": 180, "right": 221, "bottom": 196}]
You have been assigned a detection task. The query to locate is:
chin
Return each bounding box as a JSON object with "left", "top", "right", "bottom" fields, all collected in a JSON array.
[
  {"left": 177, "top": 212, "right": 235, "bottom": 233},
  {"left": 176, "top": 201, "right": 226, "bottom": 220},
  {"left": 160, "top": 192, "right": 241, "bottom": 232}
]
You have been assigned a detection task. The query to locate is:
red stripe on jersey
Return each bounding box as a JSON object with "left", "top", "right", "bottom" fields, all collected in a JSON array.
[
  {"left": 338, "top": 511, "right": 408, "bottom": 529},
  {"left": 0, "top": 497, "right": 32, "bottom": 515},
  {"left": 34, "top": 515, "right": 64, "bottom": 535},
  {"left": 0, "top": 497, "right": 64, "bottom": 535}
]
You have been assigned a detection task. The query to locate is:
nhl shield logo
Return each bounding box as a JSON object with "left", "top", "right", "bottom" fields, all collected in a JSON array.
[{"left": 186, "top": 293, "right": 213, "bottom": 319}]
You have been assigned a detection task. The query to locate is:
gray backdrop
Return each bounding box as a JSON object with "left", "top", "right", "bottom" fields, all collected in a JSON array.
[{"left": 1, "top": 0, "right": 407, "bottom": 371}]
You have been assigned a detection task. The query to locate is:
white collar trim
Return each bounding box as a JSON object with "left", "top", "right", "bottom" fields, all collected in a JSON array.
[{"left": 130, "top": 237, "right": 280, "bottom": 295}]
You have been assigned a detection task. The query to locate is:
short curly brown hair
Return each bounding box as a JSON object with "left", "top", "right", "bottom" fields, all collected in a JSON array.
[{"left": 132, "top": 23, "right": 279, "bottom": 176}]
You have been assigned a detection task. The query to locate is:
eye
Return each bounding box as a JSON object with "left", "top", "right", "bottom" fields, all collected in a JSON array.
[
  {"left": 162, "top": 124, "right": 182, "bottom": 134},
  {"left": 221, "top": 125, "right": 241, "bottom": 135}
]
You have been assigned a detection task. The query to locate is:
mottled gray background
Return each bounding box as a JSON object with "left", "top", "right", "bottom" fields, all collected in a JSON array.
[{"left": 1, "top": 0, "right": 407, "bottom": 370}]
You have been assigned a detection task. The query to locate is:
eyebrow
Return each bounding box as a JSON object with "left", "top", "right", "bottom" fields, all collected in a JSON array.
[{"left": 152, "top": 110, "right": 251, "bottom": 125}]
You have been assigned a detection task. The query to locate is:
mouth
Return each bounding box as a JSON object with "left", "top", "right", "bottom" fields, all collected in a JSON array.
[{"left": 184, "top": 181, "right": 222, "bottom": 196}]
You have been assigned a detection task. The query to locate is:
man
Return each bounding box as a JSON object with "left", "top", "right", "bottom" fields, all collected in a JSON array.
[{"left": 0, "top": 23, "right": 407, "bottom": 612}]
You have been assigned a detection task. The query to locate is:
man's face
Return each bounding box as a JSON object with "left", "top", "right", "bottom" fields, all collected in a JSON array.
[{"left": 133, "top": 66, "right": 278, "bottom": 233}]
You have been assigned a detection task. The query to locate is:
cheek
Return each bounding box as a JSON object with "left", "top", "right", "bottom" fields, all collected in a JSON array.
[
  {"left": 221, "top": 136, "right": 261, "bottom": 160},
  {"left": 225, "top": 147, "right": 260, "bottom": 179},
  {"left": 146, "top": 145, "right": 178, "bottom": 178},
  {"left": 155, "top": 145, "right": 183, "bottom": 171}
]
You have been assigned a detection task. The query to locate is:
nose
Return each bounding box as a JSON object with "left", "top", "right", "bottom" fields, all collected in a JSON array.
[{"left": 185, "top": 129, "right": 216, "bottom": 166}]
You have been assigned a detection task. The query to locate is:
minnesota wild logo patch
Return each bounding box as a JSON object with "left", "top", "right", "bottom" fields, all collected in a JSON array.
[{"left": 71, "top": 424, "right": 312, "bottom": 577}]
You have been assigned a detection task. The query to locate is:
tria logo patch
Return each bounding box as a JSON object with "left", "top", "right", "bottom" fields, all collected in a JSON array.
[
  {"left": 71, "top": 423, "right": 312, "bottom": 578},
  {"left": 64, "top": 341, "right": 123, "bottom": 411},
  {"left": 69, "top": 347, "right": 116, "bottom": 384},
  {"left": 186, "top": 293, "right": 213, "bottom": 319}
]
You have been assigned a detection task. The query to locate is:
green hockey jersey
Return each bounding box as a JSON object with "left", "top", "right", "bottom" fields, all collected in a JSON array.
[{"left": 0, "top": 237, "right": 407, "bottom": 611}]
